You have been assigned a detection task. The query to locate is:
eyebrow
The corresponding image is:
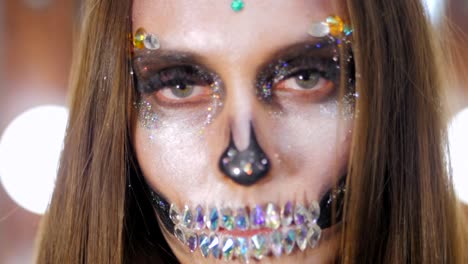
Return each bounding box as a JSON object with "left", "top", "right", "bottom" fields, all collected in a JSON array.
[{"left": 132, "top": 37, "right": 336, "bottom": 76}]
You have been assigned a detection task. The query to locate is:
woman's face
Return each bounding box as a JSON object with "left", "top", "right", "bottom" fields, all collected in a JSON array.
[{"left": 132, "top": 1, "right": 353, "bottom": 263}]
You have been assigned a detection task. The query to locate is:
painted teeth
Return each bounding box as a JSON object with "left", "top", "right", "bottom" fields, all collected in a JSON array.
[{"left": 171, "top": 201, "right": 322, "bottom": 261}]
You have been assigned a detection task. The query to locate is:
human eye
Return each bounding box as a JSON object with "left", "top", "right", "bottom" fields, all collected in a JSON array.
[
  {"left": 136, "top": 65, "right": 215, "bottom": 106},
  {"left": 276, "top": 67, "right": 334, "bottom": 96},
  {"left": 260, "top": 57, "right": 338, "bottom": 102}
]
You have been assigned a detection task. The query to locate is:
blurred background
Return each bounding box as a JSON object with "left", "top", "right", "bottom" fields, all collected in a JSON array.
[{"left": 0, "top": 0, "right": 466, "bottom": 263}]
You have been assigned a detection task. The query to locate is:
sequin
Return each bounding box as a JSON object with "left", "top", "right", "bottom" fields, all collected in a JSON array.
[
  {"left": 209, "top": 234, "right": 221, "bottom": 259},
  {"left": 250, "top": 204, "right": 266, "bottom": 228},
  {"left": 181, "top": 205, "right": 193, "bottom": 228}
]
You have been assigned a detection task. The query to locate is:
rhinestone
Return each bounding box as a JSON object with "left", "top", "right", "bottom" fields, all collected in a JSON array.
[
  {"left": 199, "top": 233, "right": 210, "bottom": 258},
  {"left": 309, "top": 201, "right": 320, "bottom": 223},
  {"left": 209, "top": 234, "right": 221, "bottom": 259},
  {"left": 270, "top": 230, "right": 283, "bottom": 257},
  {"left": 296, "top": 225, "right": 308, "bottom": 251},
  {"left": 251, "top": 234, "right": 269, "bottom": 260},
  {"left": 174, "top": 225, "right": 185, "bottom": 244},
  {"left": 283, "top": 229, "right": 296, "bottom": 255},
  {"left": 231, "top": 0, "right": 244, "bottom": 12},
  {"left": 206, "top": 207, "right": 219, "bottom": 231},
  {"left": 133, "top": 28, "right": 146, "bottom": 49},
  {"left": 265, "top": 203, "right": 281, "bottom": 229},
  {"left": 143, "top": 33, "right": 160, "bottom": 50},
  {"left": 221, "top": 208, "right": 235, "bottom": 231},
  {"left": 308, "top": 22, "right": 330, "bottom": 38},
  {"left": 344, "top": 24, "right": 353, "bottom": 36},
  {"left": 281, "top": 201, "right": 293, "bottom": 227},
  {"left": 326, "top": 15, "right": 344, "bottom": 36},
  {"left": 181, "top": 205, "right": 193, "bottom": 228},
  {"left": 194, "top": 205, "right": 205, "bottom": 230},
  {"left": 307, "top": 224, "right": 322, "bottom": 249},
  {"left": 235, "top": 237, "right": 250, "bottom": 263},
  {"left": 222, "top": 237, "right": 235, "bottom": 261},
  {"left": 250, "top": 204, "right": 265, "bottom": 228},
  {"left": 235, "top": 208, "right": 249, "bottom": 230},
  {"left": 169, "top": 204, "right": 180, "bottom": 225},
  {"left": 294, "top": 204, "right": 311, "bottom": 225},
  {"left": 186, "top": 231, "right": 198, "bottom": 252}
]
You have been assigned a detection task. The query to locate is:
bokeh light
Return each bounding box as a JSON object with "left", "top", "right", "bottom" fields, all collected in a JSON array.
[
  {"left": 0, "top": 105, "right": 68, "bottom": 215},
  {"left": 449, "top": 107, "right": 468, "bottom": 204}
]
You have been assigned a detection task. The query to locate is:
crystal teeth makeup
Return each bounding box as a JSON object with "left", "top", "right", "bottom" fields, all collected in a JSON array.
[{"left": 164, "top": 200, "right": 329, "bottom": 261}]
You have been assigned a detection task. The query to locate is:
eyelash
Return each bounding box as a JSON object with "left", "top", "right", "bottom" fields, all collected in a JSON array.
[{"left": 135, "top": 57, "right": 339, "bottom": 105}]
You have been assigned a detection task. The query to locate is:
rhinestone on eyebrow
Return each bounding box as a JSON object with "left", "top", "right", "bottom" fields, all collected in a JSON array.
[
  {"left": 308, "top": 15, "right": 353, "bottom": 38},
  {"left": 133, "top": 27, "right": 161, "bottom": 51}
]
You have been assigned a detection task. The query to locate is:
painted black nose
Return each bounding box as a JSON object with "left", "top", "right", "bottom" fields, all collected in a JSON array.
[{"left": 218, "top": 125, "right": 271, "bottom": 186}]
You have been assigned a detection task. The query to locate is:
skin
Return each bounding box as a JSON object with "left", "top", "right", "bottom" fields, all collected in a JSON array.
[{"left": 132, "top": 1, "right": 353, "bottom": 263}]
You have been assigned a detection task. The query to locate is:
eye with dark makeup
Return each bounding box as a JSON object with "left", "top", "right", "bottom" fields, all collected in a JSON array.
[
  {"left": 134, "top": 65, "right": 217, "bottom": 106},
  {"left": 256, "top": 54, "right": 341, "bottom": 103}
]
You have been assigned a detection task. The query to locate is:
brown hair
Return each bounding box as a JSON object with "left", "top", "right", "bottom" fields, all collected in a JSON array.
[{"left": 36, "top": 0, "right": 467, "bottom": 263}]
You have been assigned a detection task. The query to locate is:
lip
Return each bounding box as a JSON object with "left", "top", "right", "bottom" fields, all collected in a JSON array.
[{"left": 219, "top": 227, "right": 272, "bottom": 237}]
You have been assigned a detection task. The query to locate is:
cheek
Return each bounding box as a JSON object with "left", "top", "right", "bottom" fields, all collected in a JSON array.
[
  {"left": 270, "top": 111, "right": 353, "bottom": 178},
  {"left": 134, "top": 122, "right": 210, "bottom": 190}
]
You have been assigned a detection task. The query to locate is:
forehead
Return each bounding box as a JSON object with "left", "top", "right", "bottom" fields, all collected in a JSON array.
[{"left": 132, "top": 1, "right": 339, "bottom": 58}]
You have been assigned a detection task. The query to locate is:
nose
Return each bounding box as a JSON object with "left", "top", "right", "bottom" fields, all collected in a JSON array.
[
  {"left": 216, "top": 70, "right": 272, "bottom": 186},
  {"left": 219, "top": 123, "right": 271, "bottom": 186}
]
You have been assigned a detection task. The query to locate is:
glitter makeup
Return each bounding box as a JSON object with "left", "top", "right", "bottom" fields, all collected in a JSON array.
[{"left": 149, "top": 176, "right": 346, "bottom": 261}]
